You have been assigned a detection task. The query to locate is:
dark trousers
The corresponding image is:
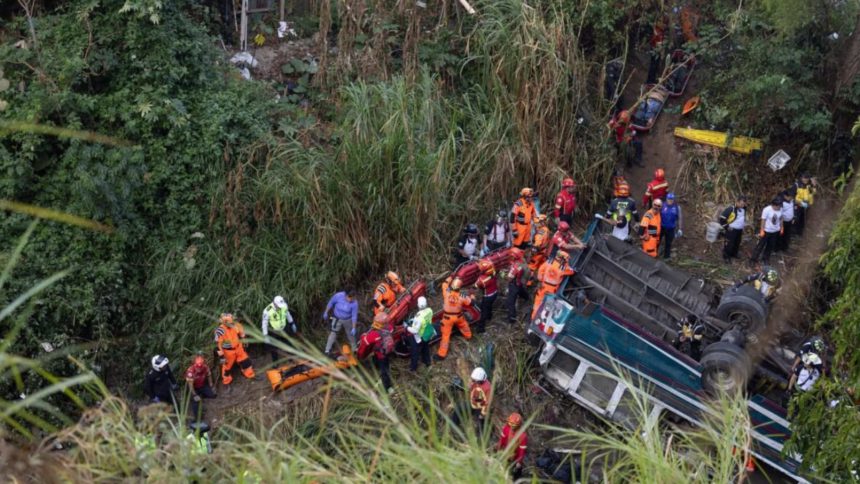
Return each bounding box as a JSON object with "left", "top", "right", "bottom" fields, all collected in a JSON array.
[
  {"left": 506, "top": 283, "right": 529, "bottom": 323},
  {"left": 723, "top": 228, "right": 743, "bottom": 260},
  {"left": 752, "top": 231, "right": 780, "bottom": 263},
  {"left": 408, "top": 337, "right": 431, "bottom": 371},
  {"left": 776, "top": 220, "right": 793, "bottom": 251},
  {"left": 487, "top": 240, "right": 506, "bottom": 252},
  {"left": 795, "top": 206, "right": 807, "bottom": 236},
  {"left": 559, "top": 213, "right": 573, "bottom": 226},
  {"left": 268, "top": 330, "right": 291, "bottom": 363},
  {"left": 475, "top": 293, "right": 497, "bottom": 332},
  {"left": 661, "top": 226, "right": 676, "bottom": 259},
  {"left": 189, "top": 382, "right": 217, "bottom": 421},
  {"left": 374, "top": 356, "right": 392, "bottom": 391}
]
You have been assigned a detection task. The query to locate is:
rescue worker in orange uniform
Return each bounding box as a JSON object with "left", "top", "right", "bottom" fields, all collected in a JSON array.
[
  {"left": 510, "top": 188, "right": 537, "bottom": 249},
  {"left": 214, "top": 313, "right": 256, "bottom": 386},
  {"left": 435, "top": 277, "right": 474, "bottom": 360},
  {"left": 528, "top": 214, "right": 551, "bottom": 274},
  {"left": 373, "top": 271, "right": 405, "bottom": 315},
  {"left": 532, "top": 251, "right": 575, "bottom": 319},
  {"left": 639, "top": 198, "right": 663, "bottom": 257},
  {"left": 643, "top": 168, "right": 669, "bottom": 208},
  {"left": 474, "top": 260, "right": 499, "bottom": 334},
  {"left": 553, "top": 178, "right": 577, "bottom": 226},
  {"left": 547, "top": 221, "right": 586, "bottom": 259}
]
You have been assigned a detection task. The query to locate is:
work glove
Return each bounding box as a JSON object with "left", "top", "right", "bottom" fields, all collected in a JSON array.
[
  {"left": 193, "top": 395, "right": 201, "bottom": 402},
  {"left": 322, "top": 313, "right": 328, "bottom": 321},
  {"left": 152, "top": 396, "right": 161, "bottom": 403},
  {"left": 676, "top": 229, "right": 683, "bottom": 237},
  {"left": 801, "top": 201, "right": 808, "bottom": 209},
  {"left": 219, "top": 357, "right": 226, "bottom": 365},
  {"left": 350, "top": 326, "right": 356, "bottom": 336}
]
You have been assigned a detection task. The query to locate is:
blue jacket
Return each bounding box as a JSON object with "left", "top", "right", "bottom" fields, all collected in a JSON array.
[{"left": 661, "top": 203, "right": 680, "bottom": 229}]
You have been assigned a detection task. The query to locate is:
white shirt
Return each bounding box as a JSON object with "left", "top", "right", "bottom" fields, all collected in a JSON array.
[
  {"left": 462, "top": 237, "right": 479, "bottom": 256},
  {"left": 761, "top": 206, "right": 783, "bottom": 233},
  {"left": 728, "top": 208, "right": 745, "bottom": 230},
  {"left": 488, "top": 223, "right": 507, "bottom": 243},
  {"left": 781, "top": 200, "right": 795, "bottom": 222},
  {"left": 611, "top": 220, "right": 630, "bottom": 241},
  {"left": 796, "top": 367, "right": 820, "bottom": 392}
]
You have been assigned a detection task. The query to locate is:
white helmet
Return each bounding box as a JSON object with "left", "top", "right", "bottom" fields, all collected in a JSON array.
[
  {"left": 471, "top": 367, "right": 487, "bottom": 382},
  {"left": 802, "top": 352, "right": 822, "bottom": 367},
  {"left": 151, "top": 355, "right": 169, "bottom": 372},
  {"left": 273, "top": 295, "right": 287, "bottom": 309},
  {"left": 417, "top": 296, "right": 428, "bottom": 309}
]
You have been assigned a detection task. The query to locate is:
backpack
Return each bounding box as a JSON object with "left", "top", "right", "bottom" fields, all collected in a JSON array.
[
  {"left": 420, "top": 320, "right": 436, "bottom": 342},
  {"left": 377, "top": 329, "right": 395, "bottom": 356}
]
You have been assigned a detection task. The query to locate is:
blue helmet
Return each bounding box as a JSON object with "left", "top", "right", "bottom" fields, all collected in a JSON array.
[{"left": 666, "top": 192, "right": 675, "bottom": 201}]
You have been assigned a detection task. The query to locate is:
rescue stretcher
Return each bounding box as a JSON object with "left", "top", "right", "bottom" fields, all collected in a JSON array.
[
  {"left": 265, "top": 344, "right": 358, "bottom": 391},
  {"left": 631, "top": 85, "right": 670, "bottom": 132}
]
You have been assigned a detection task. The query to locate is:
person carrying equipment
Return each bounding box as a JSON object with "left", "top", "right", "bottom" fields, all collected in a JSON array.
[
  {"left": 145, "top": 354, "right": 179, "bottom": 407},
  {"left": 454, "top": 224, "right": 481, "bottom": 268},
  {"left": 643, "top": 168, "right": 669, "bottom": 208},
  {"left": 674, "top": 315, "right": 704, "bottom": 360},
  {"left": 719, "top": 195, "right": 747, "bottom": 262},
  {"left": 528, "top": 214, "right": 551, "bottom": 273},
  {"left": 214, "top": 313, "right": 256, "bottom": 386},
  {"left": 435, "top": 277, "right": 474, "bottom": 360},
  {"left": 261, "top": 295, "right": 297, "bottom": 363},
  {"left": 660, "top": 193, "right": 683, "bottom": 259},
  {"left": 750, "top": 198, "right": 783, "bottom": 265},
  {"left": 497, "top": 412, "right": 528, "bottom": 479},
  {"left": 358, "top": 312, "right": 395, "bottom": 393},
  {"left": 185, "top": 354, "right": 217, "bottom": 421},
  {"left": 547, "top": 222, "right": 586, "bottom": 259},
  {"left": 532, "top": 251, "right": 575, "bottom": 319},
  {"left": 323, "top": 287, "right": 359, "bottom": 357},
  {"left": 469, "top": 367, "right": 492, "bottom": 435},
  {"left": 511, "top": 188, "right": 538, "bottom": 249},
  {"left": 733, "top": 268, "right": 780, "bottom": 302},
  {"left": 373, "top": 271, "right": 405, "bottom": 315},
  {"left": 484, "top": 210, "right": 512, "bottom": 252},
  {"left": 474, "top": 260, "right": 499, "bottom": 334},
  {"left": 554, "top": 177, "right": 577, "bottom": 226},
  {"left": 506, "top": 248, "right": 530, "bottom": 325},
  {"left": 405, "top": 296, "right": 434, "bottom": 372},
  {"left": 792, "top": 173, "right": 817, "bottom": 236},
  {"left": 639, "top": 198, "right": 662, "bottom": 258}
]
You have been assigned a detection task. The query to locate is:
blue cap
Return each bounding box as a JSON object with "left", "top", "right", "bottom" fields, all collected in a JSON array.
[{"left": 666, "top": 193, "right": 675, "bottom": 200}]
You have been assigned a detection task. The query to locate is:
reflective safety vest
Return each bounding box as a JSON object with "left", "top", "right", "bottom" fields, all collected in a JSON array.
[
  {"left": 640, "top": 210, "right": 661, "bottom": 239},
  {"left": 512, "top": 198, "right": 536, "bottom": 227},
  {"left": 374, "top": 282, "right": 398, "bottom": 309},
  {"left": 469, "top": 380, "right": 492, "bottom": 415},
  {"left": 413, "top": 307, "right": 435, "bottom": 342},
  {"left": 215, "top": 322, "right": 245, "bottom": 352},
  {"left": 795, "top": 183, "right": 814, "bottom": 206},
  {"left": 538, "top": 260, "right": 572, "bottom": 288},
  {"left": 265, "top": 303, "right": 288, "bottom": 331},
  {"left": 443, "top": 288, "right": 470, "bottom": 315},
  {"left": 753, "top": 279, "right": 776, "bottom": 299}
]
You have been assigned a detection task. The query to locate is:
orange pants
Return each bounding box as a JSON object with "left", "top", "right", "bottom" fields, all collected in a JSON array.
[
  {"left": 531, "top": 284, "right": 559, "bottom": 319},
  {"left": 528, "top": 252, "right": 546, "bottom": 275},
  {"left": 642, "top": 236, "right": 659, "bottom": 257},
  {"left": 221, "top": 346, "right": 254, "bottom": 385},
  {"left": 437, "top": 313, "right": 472, "bottom": 358},
  {"left": 512, "top": 223, "right": 531, "bottom": 247}
]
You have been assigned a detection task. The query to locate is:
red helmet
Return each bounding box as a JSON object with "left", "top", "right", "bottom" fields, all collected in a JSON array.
[
  {"left": 558, "top": 221, "right": 570, "bottom": 232},
  {"left": 654, "top": 168, "right": 665, "bottom": 180},
  {"left": 478, "top": 259, "right": 494, "bottom": 274},
  {"left": 562, "top": 178, "right": 575, "bottom": 188},
  {"left": 618, "top": 110, "right": 631, "bottom": 123},
  {"left": 507, "top": 412, "right": 523, "bottom": 428}
]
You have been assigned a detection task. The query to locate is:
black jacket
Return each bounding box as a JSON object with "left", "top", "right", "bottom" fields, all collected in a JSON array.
[{"left": 144, "top": 367, "right": 178, "bottom": 401}]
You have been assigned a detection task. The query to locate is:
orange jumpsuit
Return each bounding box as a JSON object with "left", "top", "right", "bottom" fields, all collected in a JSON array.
[
  {"left": 532, "top": 260, "right": 574, "bottom": 319},
  {"left": 528, "top": 224, "right": 551, "bottom": 274},
  {"left": 214, "top": 322, "right": 255, "bottom": 385},
  {"left": 373, "top": 280, "right": 405, "bottom": 315},
  {"left": 511, "top": 198, "right": 537, "bottom": 248},
  {"left": 437, "top": 286, "right": 473, "bottom": 359},
  {"left": 640, "top": 209, "right": 662, "bottom": 257}
]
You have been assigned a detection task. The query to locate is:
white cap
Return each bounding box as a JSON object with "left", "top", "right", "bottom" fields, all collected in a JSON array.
[
  {"left": 274, "top": 295, "right": 287, "bottom": 309},
  {"left": 417, "top": 296, "right": 428, "bottom": 309},
  {"left": 471, "top": 367, "right": 487, "bottom": 382}
]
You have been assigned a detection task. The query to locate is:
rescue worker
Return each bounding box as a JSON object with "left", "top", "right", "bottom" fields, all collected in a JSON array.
[
  {"left": 547, "top": 222, "right": 586, "bottom": 259},
  {"left": 718, "top": 195, "right": 747, "bottom": 262},
  {"left": 261, "top": 295, "right": 297, "bottom": 363},
  {"left": 647, "top": 17, "right": 668, "bottom": 84},
  {"left": 751, "top": 198, "right": 783, "bottom": 265},
  {"left": 611, "top": 169, "right": 631, "bottom": 198},
  {"left": 373, "top": 271, "right": 405, "bottom": 316},
  {"left": 532, "top": 251, "right": 575, "bottom": 319},
  {"left": 639, "top": 198, "right": 662, "bottom": 258},
  {"left": 497, "top": 412, "right": 528, "bottom": 479},
  {"left": 674, "top": 314, "right": 704, "bottom": 360},
  {"left": 792, "top": 173, "right": 817, "bottom": 236},
  {"left": 642, "top": 168, "right": 669, "bottom": 208},
  {"left": 214, "top": 313, "right": 256, "bottom": 387},
  {"left": 405, "top": 296, "right": 434, "bottom": 371},
  {"left": 435, "top": 277, "right": 474, "bottom": 360},
  {"left": 776, "top": 190, "right": 795, "bottom": 252},
  {"left": 505, "top": 248, "right": 530, "bottom": 325},
  {"left": 528, "top": 214, "right": 551, "bottom": 273},
  {"left": 358, "top": 312, "right": 395, "bottom": 393},
  {"left": 484, "top": 209, "right": 512, "bottom": 252},
  {"left": 607, "top": 181, "right": 639, "bottom": 222},
  {"left": 660, "top": 193, "right": 683, "bottom": 259},
  {"left": 474, "top": 260, "right": 499, "bottom": 334},
  {"left": 553, "top": 177, "right": 577, "bottom": 226},
  {"left": 453, "top": 223, "right": 481, "bottom": 268},
  {"left": 323, "top": 287, "right": 359, "bottom": 357},
  {"left": 469, "top": 367, "right": 492, "bottom": 435},
  {"left": 788, "top": 353, "right": 822, "bottom": 393},
  {"left": 185, "top": 354, "right": 217, "bottom": 421},
  {"left": 790, "top": 338, "right": 826, "bottom": 375},
  {"left": 145, "top": 354, "right": 178, "bottom": 407},
  {"left": 733, "top": 268, "right": 780, "bottom": 302},
  {"left": 609, "top": 110, "right": 643, "bottom": 167},
  {"left": 510, "top": 188, "right": 537, "bottom": 249}
]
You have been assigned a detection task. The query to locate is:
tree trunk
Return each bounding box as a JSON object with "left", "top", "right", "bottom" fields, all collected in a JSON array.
[{"left": 833, "top": 13, "right": 860, "bottom": 100}]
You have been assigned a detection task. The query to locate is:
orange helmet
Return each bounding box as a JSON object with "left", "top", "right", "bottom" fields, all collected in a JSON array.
[
  {"left": 478, "top": 259, "right": 495, "bottom": 274},
  {"left": 507, "top": 412, "right": 523, "bottom": 428},
  {"left": 562, "top": 177, "right": 575, "bottom": 188},
  {"left": 386, "top": 271, "right": 401, "bottom": 285},
  {"left": 450, "top": 277, "right": 463, "bottom": 291},
  {"left": 558, "top": 221, "right": 570, "bottom": 232},
  {"left": 654, "top": 168, "right": 665, "bottom": 180},
  {"left": 617, "top": 182, "right": 630, "bottom": 197},
  {"left": 556, "top": 251, "right": 570, "bottom": 263},
  {"left": 372, "top": 312, "right": 389, "bottom": 329},
  {"left": 520, "top": 187, "right": 534, "bottom": 197},
  {"left": 536, "top": 214, "right": 548, "bottom": 224},
  {"left": 219, "top": 313, "right": 235, "bottom": 325},
  {"left": 618, "top": 110, "right": 631, "bottom": 123}
]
